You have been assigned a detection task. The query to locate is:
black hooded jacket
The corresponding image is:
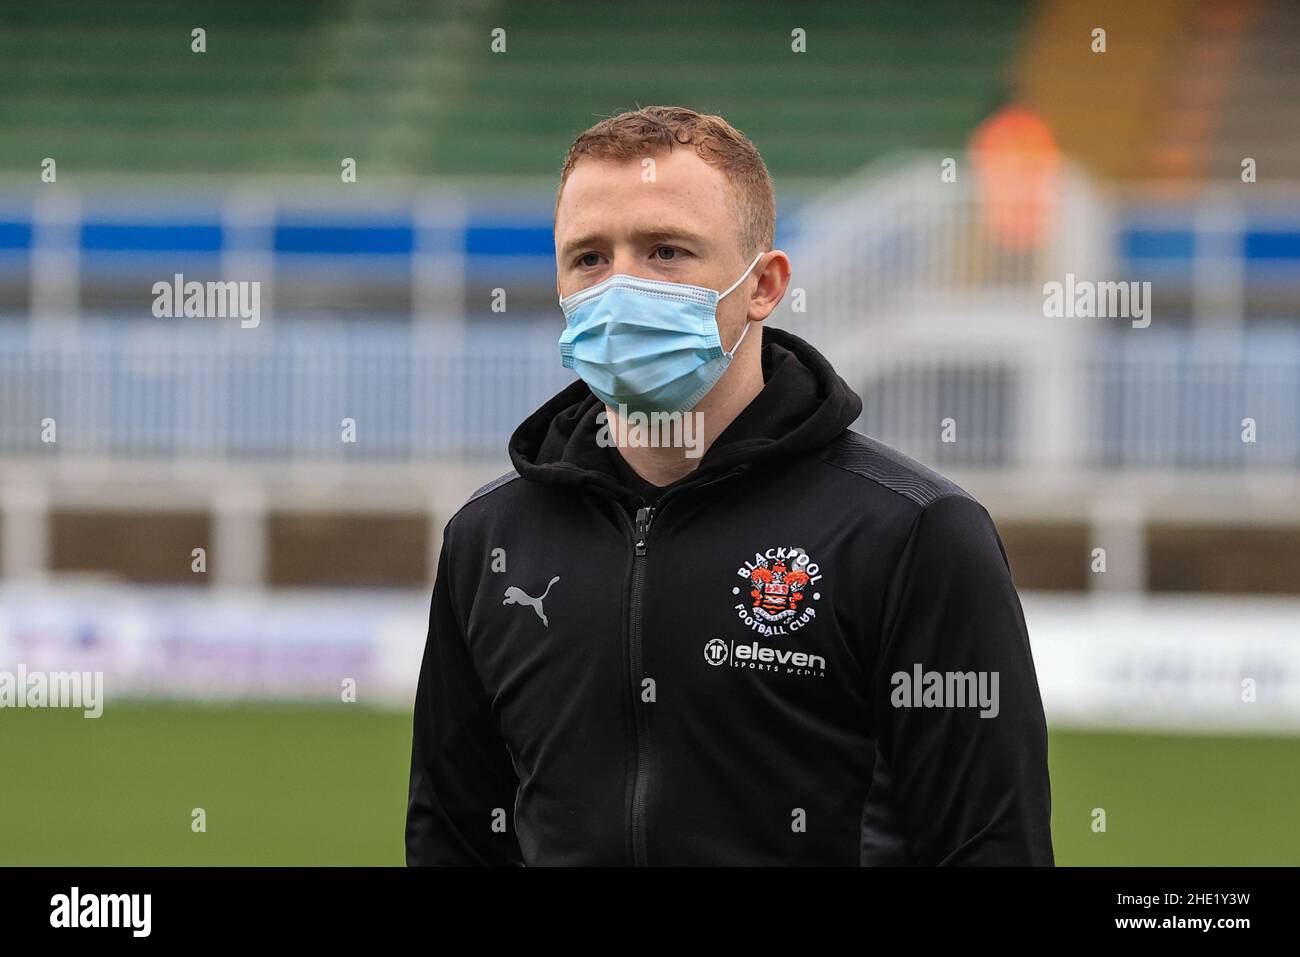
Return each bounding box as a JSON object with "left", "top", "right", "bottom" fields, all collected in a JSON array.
[{"left": 406, "top": 326, "right": 1054, "bottom": 866}]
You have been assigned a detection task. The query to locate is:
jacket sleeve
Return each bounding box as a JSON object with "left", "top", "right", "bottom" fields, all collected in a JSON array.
[
  {"left": 869, "top": 494, "right": 1054, "bottom": 865},
  {"left": 406, "top": 528, "right": 524, "bottom": 866}
]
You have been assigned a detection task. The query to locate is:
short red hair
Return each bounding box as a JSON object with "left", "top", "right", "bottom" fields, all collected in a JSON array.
[{"left": 557, "top": 106, "right": 775, "bottom": 258}]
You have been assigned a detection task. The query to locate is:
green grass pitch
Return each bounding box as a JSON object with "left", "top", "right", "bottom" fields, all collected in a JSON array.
[{"left": 1, "top": 704, "right": 1296, "bottom": 865}]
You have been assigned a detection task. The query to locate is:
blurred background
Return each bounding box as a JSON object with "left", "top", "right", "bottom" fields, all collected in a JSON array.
[{"left": 0, "top": 0, "right": 1297, "bottom": 865}]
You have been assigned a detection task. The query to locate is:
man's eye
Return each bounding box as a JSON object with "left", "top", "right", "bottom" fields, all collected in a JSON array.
[
  {"left": 654, "top": 246, "right": 677, "bottom": 261},
  {"left": 578, "top": 253, "right": 601, "bottom": 268}
]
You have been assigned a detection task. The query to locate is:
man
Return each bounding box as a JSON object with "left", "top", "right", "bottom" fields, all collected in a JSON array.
[{"left": 407, "top": 106, "right": 1053, "bottom": 866}]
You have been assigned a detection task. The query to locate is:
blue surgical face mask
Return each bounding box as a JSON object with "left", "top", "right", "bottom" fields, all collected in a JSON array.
[{"left": 558, "top": 251, "right": 765, "bottom": 414}]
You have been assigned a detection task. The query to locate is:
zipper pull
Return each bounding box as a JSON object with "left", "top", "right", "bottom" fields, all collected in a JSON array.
[{"left": 634, "top": 506, "right": 654, "bottom": 556}]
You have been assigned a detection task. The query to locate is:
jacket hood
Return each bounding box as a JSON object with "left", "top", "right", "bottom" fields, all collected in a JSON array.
[{"left": 508, "top": 326, "right": 862, "bottom": 502}]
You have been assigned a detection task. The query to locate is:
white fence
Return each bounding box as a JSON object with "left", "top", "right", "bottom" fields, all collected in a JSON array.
[
  {"left": 2, "top": 319, "right": 1297, "bottom": 470},
  {"left": 1, "top": 155, "right": 1298, "bottom": 471}
]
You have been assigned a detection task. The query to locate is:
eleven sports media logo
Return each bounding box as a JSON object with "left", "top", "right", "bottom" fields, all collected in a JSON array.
[{"left": 705, "top": 545, "right": 828, "bottom": 679}]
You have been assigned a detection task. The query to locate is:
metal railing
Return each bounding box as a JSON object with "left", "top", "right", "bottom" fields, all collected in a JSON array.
[
  {"left": 1, "top": 319, "right": 1298, "bottom": 469},
  {"left": 0, "top": 318, "right": 572, "bottom": 461},
  {"left": 1, "top": 156, "right": 1298, "bottom": 471}
]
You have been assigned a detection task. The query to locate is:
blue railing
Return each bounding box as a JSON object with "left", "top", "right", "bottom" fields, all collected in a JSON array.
[{"left": 1, "top": 206, "right": 1295, "bottom": 277}]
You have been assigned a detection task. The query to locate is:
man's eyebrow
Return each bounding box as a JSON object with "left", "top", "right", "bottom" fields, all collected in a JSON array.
[
  {"left": 558, "top": 227, "right": 710, "bottom": 258},
  {"left": 558, "top": 232, "right": 604, "bottom": 257},
  {"left": 636, "top": 227, "right": 709, "bottom": 247}
]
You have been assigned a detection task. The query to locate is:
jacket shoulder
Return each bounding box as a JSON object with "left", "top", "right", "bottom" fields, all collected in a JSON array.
[
  {"left": 815, "top": 430, "right": 973, "bottom": 509},
  {"left": 466, "top": 469, "right": 520, "bottom": 506},
  {"left": 443, "top": 469, "right": 522, "bottom": 538}
]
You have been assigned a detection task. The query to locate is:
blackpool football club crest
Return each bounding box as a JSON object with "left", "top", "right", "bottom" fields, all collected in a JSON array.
[{"left": 732, "top": 546, "right": 822, "bottom": 637}]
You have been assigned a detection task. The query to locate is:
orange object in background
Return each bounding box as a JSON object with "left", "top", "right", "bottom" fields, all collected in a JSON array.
[{"left": 969, "top": 104, "right": 1062, "bottom": 252}]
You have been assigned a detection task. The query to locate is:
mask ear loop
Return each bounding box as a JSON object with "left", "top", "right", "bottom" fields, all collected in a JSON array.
[
  {"left": 720, "top": 251, "right": 767, "bottom": 357},
  {"left": 719, "top": 251, "right": 766, "bottom": 301}
]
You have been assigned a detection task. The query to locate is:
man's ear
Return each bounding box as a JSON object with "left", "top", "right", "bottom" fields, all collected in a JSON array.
[{"left": 748, "top": 250, "right": 792, "bottom": 321}]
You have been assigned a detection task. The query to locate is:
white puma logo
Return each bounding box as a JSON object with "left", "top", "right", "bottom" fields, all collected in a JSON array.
[{"left": 503, "top": 576, "right": 560, "bottom": 627}]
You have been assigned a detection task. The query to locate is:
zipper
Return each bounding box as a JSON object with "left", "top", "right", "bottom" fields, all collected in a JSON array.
[
  {"left": 634, "top": 505, "right": 653, "bottom": 557},
  {"left": 616, "top": 467, "right": 747, "bottom": 866},
  {"left": 627, "top": 503, "right": 654, "bottom": 865}
]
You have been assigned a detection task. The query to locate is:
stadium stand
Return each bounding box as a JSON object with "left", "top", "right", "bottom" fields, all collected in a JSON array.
[{"left": 0, "top": 0, "right": 1029, "bottom": 178}]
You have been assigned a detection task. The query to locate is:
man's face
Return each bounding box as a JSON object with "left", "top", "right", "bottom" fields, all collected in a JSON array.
[{"left": 554, "top": 148, "right": 757, "bottom": 349}]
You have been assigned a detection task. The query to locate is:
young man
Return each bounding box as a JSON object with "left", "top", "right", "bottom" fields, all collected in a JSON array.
[{"left": 407, "top": 106, "right": 1053, "bottom": 866}]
